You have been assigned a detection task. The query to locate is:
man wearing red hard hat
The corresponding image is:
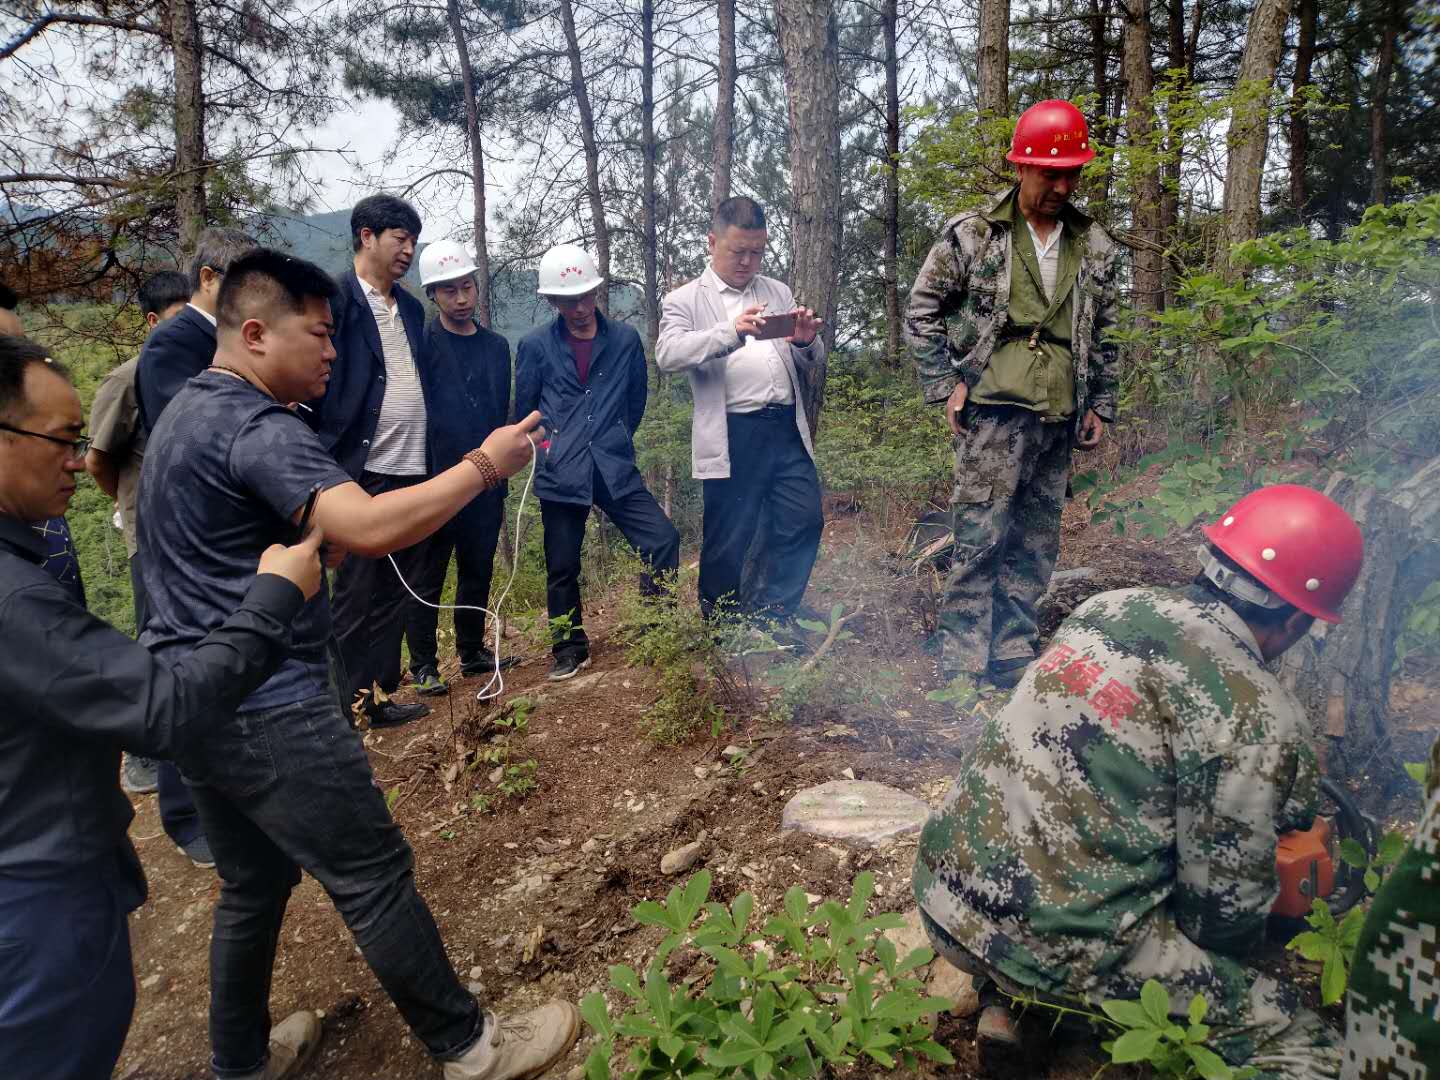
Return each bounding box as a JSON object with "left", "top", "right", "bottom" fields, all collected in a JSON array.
[
  {"left": 913, "top": 485, "right": 1361, "bottom": 1076},
  {"left": 906, "top": 99, "right": 1120, "bottom": 690}
]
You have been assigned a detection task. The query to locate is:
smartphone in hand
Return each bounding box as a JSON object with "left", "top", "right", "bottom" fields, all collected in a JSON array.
[
  {"left": 753, "top": 310, "right": 799, "bottom": 341},
  {"left": 293, "top": 483, "right": 322, "bottom": 544}
]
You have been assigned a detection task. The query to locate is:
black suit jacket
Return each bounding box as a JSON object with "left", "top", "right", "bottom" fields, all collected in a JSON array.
[
  {"left": 136, "top": 305, "right": 217, "bottom": 433},
  {"left": 317, "top": 270, "right": 429, "bottom": 479}
]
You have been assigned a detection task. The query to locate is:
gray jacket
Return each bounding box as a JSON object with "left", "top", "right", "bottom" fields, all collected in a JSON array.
[{"left": 656, "top": 269, "right": 825, "bottom": 480}]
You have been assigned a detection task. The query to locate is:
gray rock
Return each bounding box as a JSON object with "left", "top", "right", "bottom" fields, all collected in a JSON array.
[
  {"left": 780, "top": 781, "right": 930, "bottom": 846},
  {"left": 660, "top": 840, "right": 707, "bottom": 875},
  {"left": 927, "top": 960, "right": 981, "bottom": 1017},
  {"left": 722, "top": 745, "right": 747, "bottom": 761},
  {"left": 1044, "top": 566, "right": 1097, "bottom": 598}
]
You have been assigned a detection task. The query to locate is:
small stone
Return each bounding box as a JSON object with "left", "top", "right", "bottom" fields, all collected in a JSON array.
[
  {"left": 141, "top": 973, "right": 162, "bottom": 990},
  {"left": 722, "top": 745, "right": 747, "bottom": 761},
  {"left": 488, "top": 766, "right": 504, "bottom": 784},
  {"left": 580, "top": 838, "right": 599, "bottom": 854},
  {"left": 661, "top": 840, "right": 706, "bottom": 875},
  {"left": 927, "top": 961, "right": 981, "bottom": 1017},
  {"left": 467, "top": 980, "right": 485, "bottom": 995},
  {"left": 882, "top": 909, "right": 930, "bottom": 964},
  {"left": 469, "top": 965, "right": 484, "bottom": 980},
  {"left": 693, "top": 766, "right": 710, "bottom": 780},
  {"left": 841, "top": 767, "right": 855, "bottom": 780}
]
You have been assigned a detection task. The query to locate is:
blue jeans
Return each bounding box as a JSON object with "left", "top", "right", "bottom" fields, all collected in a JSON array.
[
  {"left": 0, "top": 849, "right": 143, "bottom": 1080},
  {"left": 185, "top": 685, "right": 481, "bottom": 1076}
]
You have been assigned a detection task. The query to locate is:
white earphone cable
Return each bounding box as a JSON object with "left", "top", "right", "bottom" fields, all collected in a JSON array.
[{"left": 386, "top": 437, "right": 539, "bottom": 702}]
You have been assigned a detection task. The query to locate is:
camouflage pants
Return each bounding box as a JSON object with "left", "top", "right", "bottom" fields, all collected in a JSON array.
[
  {"left": 1340, "top": 737, "right": 1439, "bottom": 1079},
  {"left": 924, "top": 909, "right": 1339, "bottom": 1078},
  {"left": 940, "top": 404, "right": 1070, "bottom": 677}
]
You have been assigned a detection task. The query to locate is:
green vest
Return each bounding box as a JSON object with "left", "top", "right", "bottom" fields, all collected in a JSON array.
[{"left": 972, "top": 203, "right": 1079, "bottom": 419}]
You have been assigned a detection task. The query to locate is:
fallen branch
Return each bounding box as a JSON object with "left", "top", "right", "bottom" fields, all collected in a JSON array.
[{"left": 799, "top": 607, "right": 864, "bottom": 673}]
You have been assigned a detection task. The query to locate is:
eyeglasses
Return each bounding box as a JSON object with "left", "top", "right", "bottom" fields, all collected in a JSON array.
[{"left": 0, "top": 422, "right": 92, "bottom": 458}]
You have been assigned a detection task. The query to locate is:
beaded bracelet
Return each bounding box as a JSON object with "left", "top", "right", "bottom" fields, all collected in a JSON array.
[{"left": 464, "top": 448, "right": 500, "bottom": 491}]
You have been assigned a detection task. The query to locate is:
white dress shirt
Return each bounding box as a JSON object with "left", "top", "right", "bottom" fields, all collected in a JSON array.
[{"left": 707, "top": 267, "right": 794, "bottom": 413}]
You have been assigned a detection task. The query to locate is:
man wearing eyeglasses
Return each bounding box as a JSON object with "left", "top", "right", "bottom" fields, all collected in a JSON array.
[{"left": 0, "top": 334, "right": 324, "bottom": 1080}]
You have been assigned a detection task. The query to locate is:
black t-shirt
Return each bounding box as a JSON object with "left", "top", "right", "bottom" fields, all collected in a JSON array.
[{"left": 138, "top": 370, "right": 352, "bottom": 711}]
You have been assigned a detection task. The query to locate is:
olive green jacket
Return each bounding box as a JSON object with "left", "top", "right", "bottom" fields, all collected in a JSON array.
[{"left": 904, "top": 186, "right": 1121, "bottom": 430}]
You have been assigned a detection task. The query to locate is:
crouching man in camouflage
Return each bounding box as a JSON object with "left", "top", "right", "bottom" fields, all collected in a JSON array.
[
  {"left": 905, "top": 99, "right": 1119, "bottom": 689},
  {"left": 913, "top": 485, "right": 1364, "bottom": 1077},
  {"left": 1341, "top": 731, "right": 1439, "bottom": 1079}
]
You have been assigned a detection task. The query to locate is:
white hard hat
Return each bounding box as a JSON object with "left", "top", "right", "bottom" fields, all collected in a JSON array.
[
  {"left": 537, "top": 244, "right": 603, "bottom": 297},
  {"left": 418, "top": 239, "right": 478, "bottom": 288}
]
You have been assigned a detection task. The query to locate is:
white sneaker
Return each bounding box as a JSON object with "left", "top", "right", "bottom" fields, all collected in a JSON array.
[{"left": 443, "top": 1002, "right": 581, "bottom": 1080}]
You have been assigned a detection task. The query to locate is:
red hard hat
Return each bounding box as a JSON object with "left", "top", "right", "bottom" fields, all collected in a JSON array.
[
  {"left": 1202, "top": 485, "right": 1363, "bottom": 623},
  {"left": 1006, "top": 100, "right": 1096, "bottom": 168}
]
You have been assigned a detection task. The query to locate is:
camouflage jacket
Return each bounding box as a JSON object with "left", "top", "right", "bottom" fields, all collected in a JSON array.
[
  {"left": 904, "top": 186, "right": 1121, "bottom": 431},
  {"left": 1341, "top": 734, "right": 1439, "bottom": 1079},
  {"left": 913, "top": 587, "right": 1319, "bottom": 996}
]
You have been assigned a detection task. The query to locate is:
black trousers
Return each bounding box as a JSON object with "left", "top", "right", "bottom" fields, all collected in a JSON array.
[
  {"left": 540, "top": 469, "right": 680, "bottom": 657},
  {"left": 133, "top": 553, "right": 203, "bottom": 848},
  {"left": 405, "top": 494, "right": 506, "bottom": 672},
  {"left": 699, "top": 405, "right": 823, "bottom": 620},
  {"left": 332, "top": 470, "right": 441, "bottom": 703},
  {"left": 187, "top": 681, "right": 480, "bottom": 1075}
]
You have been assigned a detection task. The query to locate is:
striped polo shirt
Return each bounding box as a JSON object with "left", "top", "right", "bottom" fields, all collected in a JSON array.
[{"left": 359, "top": 275, "right": 428, "bottom": 475}]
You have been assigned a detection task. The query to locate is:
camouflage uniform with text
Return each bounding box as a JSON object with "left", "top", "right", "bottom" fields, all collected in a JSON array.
[
  {"left": 905, "top": 188, "right": 1121, "bottom": 677},
  {"left": 913, "top": 586, "right": 1340, "bottom": 1077},
  {"left": 1341, "top": 733, "right": 1440, "bottom": 1079}
]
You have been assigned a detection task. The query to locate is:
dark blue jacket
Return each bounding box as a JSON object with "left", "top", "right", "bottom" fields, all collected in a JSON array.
[
  {"left": 420, "top": 318, "right": 511, "bottom": 527},
  {"left": 514, "top": 311, "right": 648, "bottom": 506},
  {"left": 317, "top": 269, "right": 429, "bottom": 479},
  {"left": 136, "top": 304, "right": 216, "bottom": 433}
]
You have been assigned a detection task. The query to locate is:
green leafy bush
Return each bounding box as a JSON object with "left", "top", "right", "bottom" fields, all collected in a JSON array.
[
  {"left": 580, "top": 871, "right": 954, "bottom": 1080},
  {"left": 1286, "top": 899, "right": 1366, "bottom": 1005},
  {"left": 1100, "top": 980, "right": 1257, "bottom": 1079}
]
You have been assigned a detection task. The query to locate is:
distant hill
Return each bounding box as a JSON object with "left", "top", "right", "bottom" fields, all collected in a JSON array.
[{"left": 262, "top": 210, "right": 643, "bottom": 347}]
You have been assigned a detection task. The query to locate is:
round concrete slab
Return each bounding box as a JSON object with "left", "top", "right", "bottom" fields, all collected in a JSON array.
[{"left": 780, "top": 780, "right": 930, "bottom": 845}]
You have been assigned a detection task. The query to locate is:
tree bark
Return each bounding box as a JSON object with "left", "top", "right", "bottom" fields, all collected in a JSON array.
[
  {"left": 558, "top": 0, "right": 610, "bottom": 313},
  {"left": 641, "top": 0, "right": 660, "bottom": 345},
  {"left": 977, "top": 0, "right": 1010, "bottom": 176},
  {"left": 1368, "top": 0, "right": 1401, "bottom": 207},
  {"left": 712, "top": 0, "right": 737, "bottom": 211},
  {"left": 169, "top": 0, "right": 206, "bottom": 258},
  {"left": 1217, "top": 0, "right": 1292, "bottom": 270},
  {"left": 1160, "top": 0, "right": 1194, "bottom": 309},
  {"left": 1122, "top": 0, "right": 1163, "bottom": 319},
  {"left": 1089, "top": 0, "right": 1116, "bottom": 210},
  {"left": 1277, "top": 459, "right": 1440, "bottom": 811},
  {"left": 881, "top": 0, "right": 902, "bottom": 369},
  {"left": 1289, "top": 0, "right": 1317, "bottom": 217},
  {"left": 776, "top": 0, "right": 840, "bottom": 435},
  {"left": 446, "top": 0, "right": 491, "bottom": 327}
]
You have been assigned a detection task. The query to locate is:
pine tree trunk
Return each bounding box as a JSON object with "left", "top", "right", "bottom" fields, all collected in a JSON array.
[
  {"left": 977, "top": 0, "right": 1010, "bottom": 176},
  {"left": 1218, "top": 0, "right": 1293, "bottom": 270},
  {"left": 712, "top": 0, "right": 737, "bottom": 211},
  {"left": 447, "top": 0, "right": 491, "bottom": 327},
  {"left": 559, "top": 0, "right": 610, "bottom": 313},
  {"left": 881, "top": 0, "right": 902, "bottom": 369},
  {"left": 776, "top": 0, "right": 840, "bottom": 436},
  {"left": 169, "top": 0, "right": 206, "bottom": 258},
  {"left": 1289, "top": 0, "right": 1317, "bottom": 217},
  {"left": 1160, "top": 0, "right": 1191, "bottom": 309},
  {"left": 1123, "top": 2, "right": 1163, "bottom": 321},
  {"left": 1368, "top": 0, "right": 1401, "bottom": 207},
  {"left": 1089, "top": 0, "right": 1115, "bottom": 210},
  {"left": 1277, "top": 460, "right": 1440, "bottom": 811},
  {"left": 641, "top": 0, "right": 659, "bottom": 345}
]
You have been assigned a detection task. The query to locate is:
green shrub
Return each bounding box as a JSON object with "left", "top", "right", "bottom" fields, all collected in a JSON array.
[{"left": 581, "top": 871, "right": 955, "bottom": 1079}]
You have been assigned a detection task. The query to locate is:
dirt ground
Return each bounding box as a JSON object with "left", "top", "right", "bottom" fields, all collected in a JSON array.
[{"left": 113, "top": 496, "right": 1435, "bottom": 1079}]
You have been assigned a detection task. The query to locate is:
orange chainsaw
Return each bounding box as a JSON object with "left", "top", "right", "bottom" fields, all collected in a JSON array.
[{"left": 1268, "top": 778, "right": 1375, "bottom": 934}]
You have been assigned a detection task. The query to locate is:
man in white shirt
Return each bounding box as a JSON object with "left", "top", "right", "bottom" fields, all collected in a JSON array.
[
  {"left": 319, "top": 195, "right": 436, "bottom": 727},
  {"left": 656, "top": 197, "right": 826, "bottom": 633}
]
